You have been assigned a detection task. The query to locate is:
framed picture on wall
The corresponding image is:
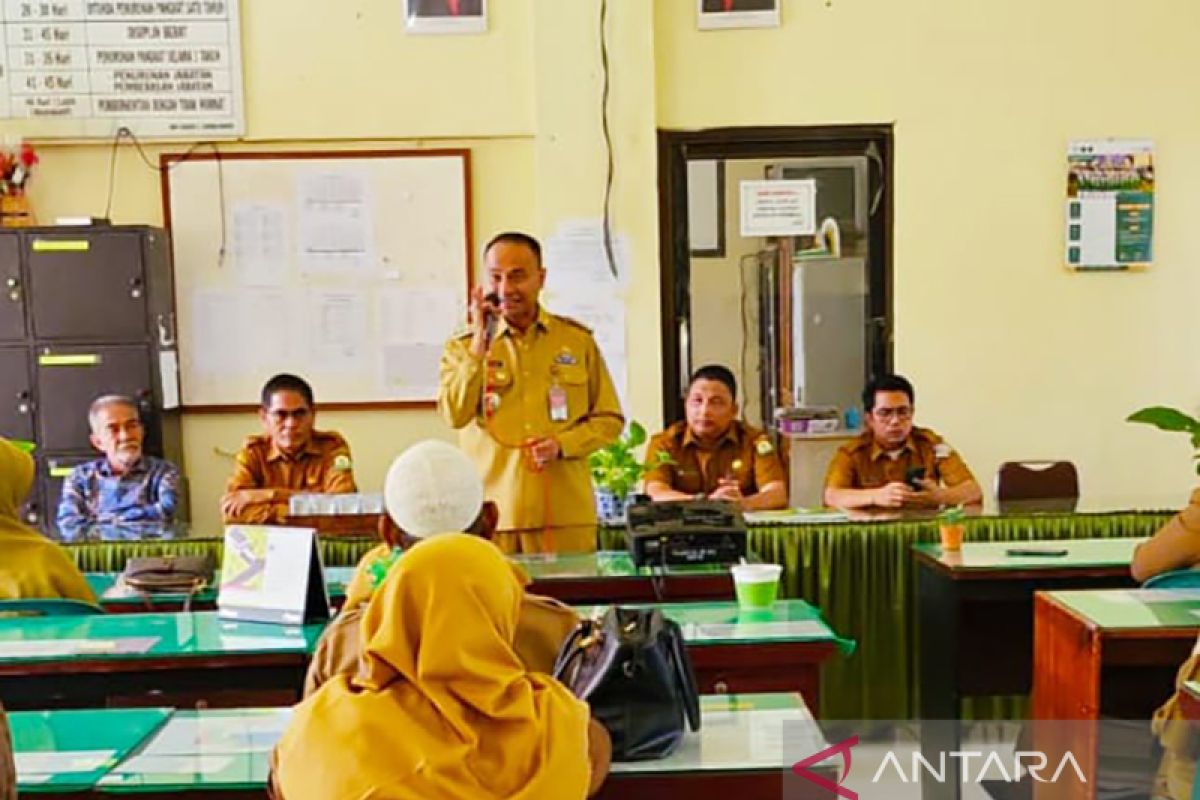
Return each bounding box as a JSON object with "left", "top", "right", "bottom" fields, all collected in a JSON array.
[
  {"left": 405, "top": 0, "right": 487, "bottom": 35},
  {"left": 697, "top": 0, "right": 780, "bottom": 30}
]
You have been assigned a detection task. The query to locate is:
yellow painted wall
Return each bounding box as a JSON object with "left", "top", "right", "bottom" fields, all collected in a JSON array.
[
  {"left": 657, "top": 0, "right": 1200, "bottom": 502},
  {"left": 16, "top": 0, "right": 1200, "bottom": 530}
]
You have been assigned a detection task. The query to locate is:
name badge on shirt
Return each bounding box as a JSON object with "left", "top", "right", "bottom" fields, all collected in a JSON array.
[{"left": 548, "top": 383, "right": 569, "bottom": 422}]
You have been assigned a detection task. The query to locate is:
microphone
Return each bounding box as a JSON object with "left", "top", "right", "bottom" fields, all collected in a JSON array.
[{"left": 482, "top": 292, "right": 500, "bottom": 347}]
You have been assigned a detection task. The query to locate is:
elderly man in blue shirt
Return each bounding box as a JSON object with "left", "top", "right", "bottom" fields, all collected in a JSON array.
[{"left": 56, "top": 395, "right": 181, "bottom": 540}]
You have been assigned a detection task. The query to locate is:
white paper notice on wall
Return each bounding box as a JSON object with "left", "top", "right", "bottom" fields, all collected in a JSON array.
[
  {"left": 159, "top": 351, "right": 180, "bottom": 410},
  {"left": 740, "top": 180, "right": 817, "bottom": 237}
]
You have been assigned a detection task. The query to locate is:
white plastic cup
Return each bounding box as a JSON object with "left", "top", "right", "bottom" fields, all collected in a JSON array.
[{"left": 731, "top": 563, "right": 783, "bottom": 609}]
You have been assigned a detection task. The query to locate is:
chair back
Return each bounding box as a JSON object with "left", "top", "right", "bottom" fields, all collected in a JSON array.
[
  {"left": 0, "top": 598, "right": 102, "bottom": 619},
  {"left": 996, "top": 461, "right": 1080, "bottom": 502},
  {"left": 1143, "top": 569, "right": 1200, "bottom": 590}
]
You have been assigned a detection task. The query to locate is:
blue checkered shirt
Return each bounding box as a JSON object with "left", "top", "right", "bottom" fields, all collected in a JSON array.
[{"left": 56, "top": 456, "right": 181, "bottom": 538}]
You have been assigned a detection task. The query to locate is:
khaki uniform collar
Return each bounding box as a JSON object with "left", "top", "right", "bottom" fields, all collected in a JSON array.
[
  {"left": 267, "top": 435, "right": 323, "bottom": 463},
  {"left": 869, "top": 435, "right": 918, "bottom": 462},
  {"left": 682, "top": 420, "right": 743, "bottom": 450},
  {"left": 497, "top": 305, "right": 550, "bottom": 339}
]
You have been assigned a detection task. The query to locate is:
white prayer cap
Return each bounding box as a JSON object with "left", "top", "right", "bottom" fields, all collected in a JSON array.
[{"left": 384, "top": 440, "right": 484, "bottom": 539}]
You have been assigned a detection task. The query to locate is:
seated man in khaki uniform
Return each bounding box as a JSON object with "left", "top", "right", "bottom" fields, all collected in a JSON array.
[
  {"left": 644, "top": 365, "right": 787, "bottom": 511},
  {"left": 304, "top": 439, "right": 579, "bottom": 696},
  {"left": 221, "top": 373, "right": 356, "bottom": 524},
  {"left": 823, "top": 374, "right": 982, "bottom": 510}
]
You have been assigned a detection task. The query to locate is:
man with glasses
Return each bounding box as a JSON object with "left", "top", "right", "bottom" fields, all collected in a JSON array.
[
  {"left": 823, "top": 374, "right": 981, "bottom": 509},
  {"left": 221, "top": 373, "right": 357, "bottom": 524},
  {"left": 57, "top": 395, "right": 181, "bottom": 539}
]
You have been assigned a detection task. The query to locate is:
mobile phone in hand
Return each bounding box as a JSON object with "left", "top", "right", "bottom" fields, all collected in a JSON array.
[{"left": 905, "top": 467, "right": 926, "bottom": 490}]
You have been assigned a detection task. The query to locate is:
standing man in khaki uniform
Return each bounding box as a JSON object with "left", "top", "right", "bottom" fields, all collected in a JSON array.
[
  {"left": 823, "top": 374, "right": 982, "bottom": 509},
  {"left": 644, "top": 365, "right": 787, "bottom": 510},
  {"left": 438, "top": 232, "right": 625, "bottom": 554},
  {"left": 221, "top": 373, "right": 357, "bottom": 524}
]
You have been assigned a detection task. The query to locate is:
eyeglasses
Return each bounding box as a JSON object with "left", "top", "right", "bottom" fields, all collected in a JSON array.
[
  {"left": 267, "top": 408, "right": 311, "bottom": 423},
  {"left": 872, "top": 407, "right": 912, "bottom": 421}
]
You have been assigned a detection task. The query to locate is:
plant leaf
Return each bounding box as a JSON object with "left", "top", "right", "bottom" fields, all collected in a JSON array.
[
  {"left": 626, "top": 421, "right": 646, "bottom": 448},
  {"left": 1127, "top": 406, "right": 1200, "bottom": 434}
]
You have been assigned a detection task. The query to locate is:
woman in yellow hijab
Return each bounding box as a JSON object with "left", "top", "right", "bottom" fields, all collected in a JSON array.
[
  {"left": 274, "top": 533, "right": 604, "bottom": 800},
  {"left": 0, "top": 438, "right": 96, "bottom": 604}
]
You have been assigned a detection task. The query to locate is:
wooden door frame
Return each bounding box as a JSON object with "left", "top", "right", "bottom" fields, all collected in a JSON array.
[{"left": 656, "top": 125, "right": 894, "bottom": 425}]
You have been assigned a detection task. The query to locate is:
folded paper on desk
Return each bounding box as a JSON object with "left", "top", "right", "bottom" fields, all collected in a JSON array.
[
  {"left": 16, "top": 749, "right": 117, "bottom": 774},
  {"left": 0, "top": 637, "right": 158, "bottom": 659}
]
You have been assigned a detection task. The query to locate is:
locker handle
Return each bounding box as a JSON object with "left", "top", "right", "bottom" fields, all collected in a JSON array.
[
  {"left": 16, "top": 390, "right": 30, "bottom": 416},
  {"left": 4, "top": 276, "right": 18, "bottom": 303},
  {"left": 129, "top": 277, "right": 144, "bottom": 300}
]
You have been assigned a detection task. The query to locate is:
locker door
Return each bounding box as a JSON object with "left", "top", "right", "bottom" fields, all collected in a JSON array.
[
  {"left": 0, "top": 346, "right": 33, "bottom": 441},
  {"left": 0, "top": 234, "right": 25, "bottom": 341},
  {"left": 42, "top": 454, "right": 92, "bottom": 539},
  {"left": 28, "top": 232, "right": 148, "bottom": 340},
  {"left": 35, "top": 345, "right": 155, "bottom": 452}
]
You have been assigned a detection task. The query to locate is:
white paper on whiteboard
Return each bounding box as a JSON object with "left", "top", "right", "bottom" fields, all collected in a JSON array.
[
  {"left": 230, "top": 202, "right": 289, "bottom": 287},
  {"left": 378, "top": 287, "right": 462, "bottom": 345},
  {"left": 307, "top": 290, "right": 368, "bottom": 367},
  {"left": 381, "top": 343, "right": 442, "bottom": 398},
  {"left": 297, "top": 170, "right": 374, "bottom": 273},
  {"left": 740, "top": 179, "right": 817, "bottom": 237}
]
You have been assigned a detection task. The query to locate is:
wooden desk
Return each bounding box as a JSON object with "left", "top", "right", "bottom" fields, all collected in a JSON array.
[
  {"left": 914, "top": 539, "right": 1141, "bottom": 800},
  {"left": 0, "top": 612, "right": 322, "bottom": 710},
  {"left": 0, "top": 600, "right": 849, "bottom": 714},
  {"left": 87, "top": 551, "right": 738, "bottom": 613},
  {"left": 579, "top": 599, "right": 853, "bottom": 713},
  {"left": 915, "top": 538, "right": 1141, "bottom": 719},
  {"left": 11, "top": 694, "right": 832, "bottom": 799},
  {"left": 1031, "top": 589, "right": 1200, "bottom": 800}
]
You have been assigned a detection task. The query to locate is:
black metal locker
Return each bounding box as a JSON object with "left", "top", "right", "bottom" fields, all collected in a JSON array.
[
  {"left": 0, "top": 226, "right": 185, "bottom": 537},
  {"left": 0, "top": 346, "right": 33, "bottom": 441},
  {"left": 0, "top": 235, "right": 25, "bottom": 341},
  {"left": 35, "top": 344, "right": 159, "bottom": 454},
  {"left": 27, "top": 232, "right": 149, "bottom": 341}
]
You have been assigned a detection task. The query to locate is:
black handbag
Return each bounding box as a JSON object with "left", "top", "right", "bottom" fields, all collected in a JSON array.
[{"left": 553, "top": 606, "right": 701, "bottom": 761}]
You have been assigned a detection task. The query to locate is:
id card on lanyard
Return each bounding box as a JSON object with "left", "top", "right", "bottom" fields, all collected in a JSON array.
[{"left": 548, "top": 381, "right": 569, "bottom": 422}]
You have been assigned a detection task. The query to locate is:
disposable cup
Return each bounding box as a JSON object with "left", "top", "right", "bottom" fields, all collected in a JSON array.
[{"left": 731, "top": 563, "right": 782, "bottom": 609}]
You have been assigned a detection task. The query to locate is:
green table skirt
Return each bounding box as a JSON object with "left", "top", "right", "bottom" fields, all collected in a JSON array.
[{"left": 65, "top": 512, "right": 1169, "bottom": 720}]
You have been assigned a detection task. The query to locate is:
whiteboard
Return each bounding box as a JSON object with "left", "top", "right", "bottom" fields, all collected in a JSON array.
[{"left": 162, "top": 150, "right": 471, "bottom": 408}]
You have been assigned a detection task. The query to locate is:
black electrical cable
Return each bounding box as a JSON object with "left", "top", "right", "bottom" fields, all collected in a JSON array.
[{"left": 598, "top": 0, "right": 618, "bottom": 280}]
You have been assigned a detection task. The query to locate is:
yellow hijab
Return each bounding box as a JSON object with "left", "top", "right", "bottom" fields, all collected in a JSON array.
[
  {"left": 276, "top": 533, "right": 592, "bottom": 800},
  {"left": 0, "top": 438, "right": 96, "bottom": 605}
]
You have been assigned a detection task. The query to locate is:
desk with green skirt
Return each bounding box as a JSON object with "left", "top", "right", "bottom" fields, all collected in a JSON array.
[{"left": 59, "top": 497, "right": 1179, "bottom": 719}]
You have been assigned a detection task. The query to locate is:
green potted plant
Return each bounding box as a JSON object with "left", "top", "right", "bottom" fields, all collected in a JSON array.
[
  {"left": 588, "top": 421, "right": 671, "bottom": 524},
  {"left": 1127, "top": 406, "right": 1200, "bottom": 475},
  {"left": 937, "top": 505, "right": 966, "bottom": 551}
]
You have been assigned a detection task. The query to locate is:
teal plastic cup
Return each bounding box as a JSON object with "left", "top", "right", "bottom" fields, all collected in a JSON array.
[{"left": 731, "top": 563, "right": 782, "bottom": 609}]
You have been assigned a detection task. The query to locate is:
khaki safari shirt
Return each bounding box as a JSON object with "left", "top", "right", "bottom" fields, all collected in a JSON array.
[
  {"left": 823, "top": 426, "right": 976, "bottom": 491},
  {"left": 221, "top": 431, "right": 357, "bottom": 524},
  {"left": 644, "top": 420, "right": 785, "bottom": 497},
  {"left": 438, "top": 307, "right": 624, "bottom": 532}
]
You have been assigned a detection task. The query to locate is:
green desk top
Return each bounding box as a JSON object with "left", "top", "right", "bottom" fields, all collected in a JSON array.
[
  {"left": 11, "top": 707, "right": 171, "bottom": 793},
  {"left": 913, "top": 537, "right": 1144, "bottom": 572},
  {"left": 1044, "top": 589, "right": 1200, "bottom": 630},
  {"left": 87, "top": 551, "right": 746, "bottom": 608},
  {"left": 513, "top": 550, "right": 750, "bottom": 580},
  {"left": 576, "top": 599, "right": 855, "bottom": 655},
  {"left": 100, "top": 708, "right": 292, "bottom": 793},
  {"left": 0, "top": 611, "right": 323, "bottom": 663},
  {"left": 85, "top": 569, "right": 355, "bottom": 608},
  {"left": 23, "top": 695, "right": 817, "bottom": 791}
]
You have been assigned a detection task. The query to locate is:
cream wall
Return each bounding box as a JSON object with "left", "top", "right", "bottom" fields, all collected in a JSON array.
[
  {"left": 16, "top": 0, "right": 1200, "bottom": 529},
  {"left": 657, "top": 0, "right": 1200, "bottom": 502},
  {"left": 18, "top": 0, "right": 665, "bottom": 534}
]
